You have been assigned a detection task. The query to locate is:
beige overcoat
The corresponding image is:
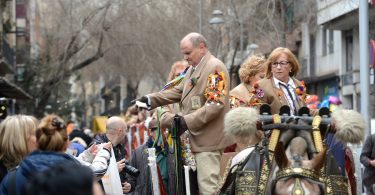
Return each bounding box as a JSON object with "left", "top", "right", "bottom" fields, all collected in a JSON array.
[{"left": 149, "top": 51, "right": 233, "bottom": 152}]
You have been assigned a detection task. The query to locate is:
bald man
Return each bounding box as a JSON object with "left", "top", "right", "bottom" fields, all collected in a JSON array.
[
  {"left": 134, "top": 32, "right": 232, "bottom": 194},
  {"left": 92, "top": 116, "right": 133, "bottom": 194}
]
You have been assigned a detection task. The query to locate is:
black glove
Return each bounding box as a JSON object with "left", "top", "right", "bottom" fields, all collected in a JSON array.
[
  {"left": 131, "top": 96, "right": 150, "bottom": 109},
  {"left": 180, "top": 116, "right": 188, "bottom": 130},
  {"left": 175, "top": 115, "right": 188, "bottom": 136}
]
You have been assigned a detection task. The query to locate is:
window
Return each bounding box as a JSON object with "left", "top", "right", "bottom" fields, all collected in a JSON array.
[
  {"left": 328, "top": 30, "right": 334, "bottom": 54},
  {"left": 322, "top": 28, "right": 327, "bottom": 56},
  {"left": 16, "top": 64, "right": 25, "bottom": 82},
  {"left": 345, "top": 33, "right": 353, "bottom": 72},
  {"left": 16, "top": 27, "right": 25, "bottom": 37},
  {"left": 309, "top": 34, "right": 315, "bottom": 76}
]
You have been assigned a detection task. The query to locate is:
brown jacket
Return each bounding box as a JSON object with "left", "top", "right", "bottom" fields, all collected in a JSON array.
[
  {"left": 159, "top": 103, "right": 181, "bottom": 129},
  {"left": 149, "top": 52, "right": 233, "bottom": 152},
  {"left": 229, "top": 83, "right": 253, "bottom": 108},
  {"left": 255, "top": 77, "right": 306, "bottom": 115}
]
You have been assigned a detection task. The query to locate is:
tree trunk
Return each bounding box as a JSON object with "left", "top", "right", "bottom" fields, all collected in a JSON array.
[{"left": 280, "top": 0, "right": 287, "bottom": 47}]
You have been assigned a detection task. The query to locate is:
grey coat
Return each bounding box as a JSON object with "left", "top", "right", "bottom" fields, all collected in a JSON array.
[
  {"left": 128, "top": 144, "right": 175, "bottom": 195},
  {"left": 360, "top": 134, "right": 375, "bottom": 194}
]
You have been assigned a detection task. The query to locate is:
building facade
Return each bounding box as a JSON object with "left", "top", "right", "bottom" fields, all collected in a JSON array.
[
  {"left": 0, "top": 0, "right": 31, "bottom": 119},
  {"left": 299, "top": 0, "right": 375, "bottom": 113}
]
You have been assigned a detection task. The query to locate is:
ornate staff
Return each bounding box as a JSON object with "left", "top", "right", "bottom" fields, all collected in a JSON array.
[
  {"left": 172, "top": 115, "right": 185, "bottom": 194},
  {"left": 148, "top": 148, "right": 160, "bottom": 195}
]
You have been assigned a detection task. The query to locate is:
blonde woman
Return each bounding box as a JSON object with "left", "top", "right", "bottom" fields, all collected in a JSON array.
[
  {"left": 230, "top": 54, "right": 266, "bottom": 108},
  {"left": 0, "top": 115, "right": 38, "bottom": 182}
]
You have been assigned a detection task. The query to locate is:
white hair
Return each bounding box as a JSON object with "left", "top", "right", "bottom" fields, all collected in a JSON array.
[
  {"left": 224, "top": 107, "right": 259, "bottom": 140},
  {"left": 331, "top": 109, "right": 365, "bottom": 144}
]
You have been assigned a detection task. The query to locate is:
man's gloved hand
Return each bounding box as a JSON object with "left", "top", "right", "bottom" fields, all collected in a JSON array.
[
  {"left": 175, "top": 114, "right": 188, "bottom": 136},
  {"left": 131, "top": 96, "right": 150, "bottom": 110},
  {"left": 179, "top": 116, "right": 188, "bottom": 130}
]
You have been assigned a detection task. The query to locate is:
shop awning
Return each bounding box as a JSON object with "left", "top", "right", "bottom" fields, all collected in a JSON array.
[
  {"left": 0, "top": 77, "right": 32, "bottom": 100},
  {"left": 0, "top": 60, "right": 14, "bottom": 74}
]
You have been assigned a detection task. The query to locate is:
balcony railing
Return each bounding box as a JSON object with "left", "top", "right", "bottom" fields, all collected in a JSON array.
[
  {"left": 341, "top": 70, "right": 360, "bottom": 86},
  {"left": 341, "top": 72, "right": 352, "bottom": 86}
]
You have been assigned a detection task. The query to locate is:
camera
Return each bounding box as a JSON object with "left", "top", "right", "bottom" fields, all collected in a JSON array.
[{"left": 123, "top": 164, "right": 140, "bottom": 177}]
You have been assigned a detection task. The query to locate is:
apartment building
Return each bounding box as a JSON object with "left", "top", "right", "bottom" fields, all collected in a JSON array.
[
  {"left": 299, "top": 0, "right": 375, "bottom": 113},
  {"left": 0, "top": 0, "right": 31, "bottom": 117}
]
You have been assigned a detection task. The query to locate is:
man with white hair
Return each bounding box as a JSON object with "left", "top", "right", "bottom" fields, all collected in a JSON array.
[
  {"left": 223, "top": 107, "right": 262, "bottom": 167},
  {"left": 217, "top": 107, "right": 263, "bottom": 194},
  {"left": 134, "top": 32, "right": 232, "bottom": 194}
]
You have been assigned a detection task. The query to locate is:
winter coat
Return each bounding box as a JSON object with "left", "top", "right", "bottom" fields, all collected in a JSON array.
[
  {"left": 360, "top": 134, "right": 375, "bottom": 194},
  {"left": 0, "top": 150, "right": 79, "bottom": 195}
]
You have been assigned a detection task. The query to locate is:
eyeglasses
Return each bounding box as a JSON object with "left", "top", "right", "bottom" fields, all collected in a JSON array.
[{"left": 271, "top": 61, "right": 290, "bottom": 68}]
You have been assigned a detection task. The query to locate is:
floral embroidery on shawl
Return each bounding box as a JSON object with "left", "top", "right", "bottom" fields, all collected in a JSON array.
[
  {"left": 230, "top": 95, "right": 246, "bottom": 108},
  {"left": 248, "top": 82, "right": 265, "bottom": 107}
]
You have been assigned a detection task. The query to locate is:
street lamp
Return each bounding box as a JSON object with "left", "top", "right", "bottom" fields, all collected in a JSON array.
[
  {"left": 238, "top": 18, "right": 244, "bottom": 60},
  {"left": 209, "top": 10, "right": 224, "bottom": 57},
  {"left": 209, "top": 10, "right": 224, "bottom": 25},
  {"left": 209, "top": 9, "right": 245, "bottom": 62},
  {"left": 198, "top": 0, "right": 202, "bottom": 33}
]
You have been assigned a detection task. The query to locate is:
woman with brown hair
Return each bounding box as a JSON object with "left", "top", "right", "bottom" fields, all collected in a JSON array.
[
  {"left": 229, "top": 54, "right": 266, "bottom": 108},
  {"left": 250, "top": 47, "right": 306, "bottom": 115},
  {"left": 250, "top": 47, "right": 318, "bottom": 158}
]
